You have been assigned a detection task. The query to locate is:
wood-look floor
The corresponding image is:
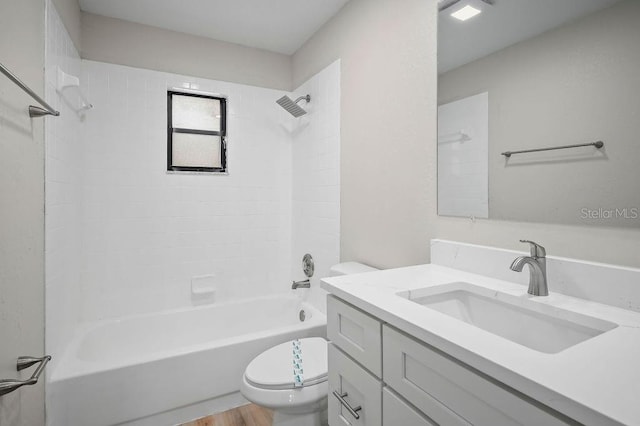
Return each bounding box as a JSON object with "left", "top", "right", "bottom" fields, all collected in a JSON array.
[{"left": 182, "top": 404, "right": 273, "bottom": 426}]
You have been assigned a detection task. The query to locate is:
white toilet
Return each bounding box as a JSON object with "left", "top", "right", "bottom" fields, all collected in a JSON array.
[
  {"left": 240, "top": 262, "right": 377, "bottom": 426},
  {"left": 241, "top": 337, "right": 329, "bottom": 426}
]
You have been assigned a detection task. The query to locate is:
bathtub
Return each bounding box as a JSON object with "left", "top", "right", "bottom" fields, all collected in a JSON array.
[{"left": 48, "top": 294, "right": 326, "bottom": 426}]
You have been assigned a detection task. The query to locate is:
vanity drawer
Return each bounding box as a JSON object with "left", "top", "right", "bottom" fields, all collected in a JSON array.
[
  {"left": 382, "top": 326, "right": 572, "bottom": 426},
  {"left": 328, "top": 295, "right": 382, "bottom": 377},
  {"left": 328, "top": 343, "right": 382, "bottom": 426},
  {"left": 383, "top": 387, "right": 439, "bottom": 426}
]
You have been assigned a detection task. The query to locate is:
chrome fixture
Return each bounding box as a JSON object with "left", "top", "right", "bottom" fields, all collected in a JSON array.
[
  {"left": 0, "top": 355, "right": 51, "bottom": 397},
  {"left": 302, "top": 253, "right": 314, "bottom": 278},
  {"left": 292, "top": 253, "right": 313, "bottom": 289},
  {"left": 0, "top": 62, "right": 60, "bottom": 118},
  {"left": 510, "top": 240, "right": 549, "bottom": 296},
  {"left": 276, "top": 94, "right": 311, "bottom": 117},
  {"left": 299, "top": 309, "right": 306, "bottom": 322},
  {"left": 332, "top": 391, "right": 362, "bottom": 419},
  {"left": 438, "top": 0, "right": 493, "bottom": 12},
  {"left": 502, "top": 141, "right": 604, "bottom": 158},
  {"left": 292, "top": 279, "right": 311, "bottom": 290}
]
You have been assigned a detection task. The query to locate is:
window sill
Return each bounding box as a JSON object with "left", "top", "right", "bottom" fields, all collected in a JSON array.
[{"left": 166, "top": 170, "right": 229, "bottom": 176}]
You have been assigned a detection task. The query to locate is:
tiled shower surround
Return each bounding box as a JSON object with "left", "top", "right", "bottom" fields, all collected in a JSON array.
[
  {"left": 45, "top": 1, "right": 340, "bottom": 376},
  {"left": 80, "top": 60, "right": 294, "bottom": 320},
  {"left": 44, "top": 0, "right": 84, "bottom": 372}
]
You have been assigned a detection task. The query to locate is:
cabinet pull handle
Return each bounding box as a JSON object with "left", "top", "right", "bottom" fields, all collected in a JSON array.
[{"left": 332, "top": 390, "right": 362, "bottom": 419}]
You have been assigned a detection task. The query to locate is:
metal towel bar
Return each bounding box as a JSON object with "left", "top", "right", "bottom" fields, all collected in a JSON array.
[
  {"left": 501, "top": 141, "right": 604, "bottom": 158},
  {"left": 0, "top": 355, "right": 51, "bottom": 397},
  {"left": 1, "top": 61, "right": 60, "bottom": 118}
]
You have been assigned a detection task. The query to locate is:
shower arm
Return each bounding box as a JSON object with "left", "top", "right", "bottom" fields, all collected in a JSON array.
[{"left": 294, "top": 95, "right": 311, "bottom": 104}]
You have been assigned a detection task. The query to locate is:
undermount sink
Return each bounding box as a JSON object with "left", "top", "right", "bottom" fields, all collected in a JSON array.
[{"left": 397, "top": 282, "right": 618, "bottom": 354}]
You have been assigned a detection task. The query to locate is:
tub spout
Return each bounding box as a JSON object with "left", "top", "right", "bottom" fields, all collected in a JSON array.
[{"left": 292, "top": 279, "right": 310, "bottom": 290}]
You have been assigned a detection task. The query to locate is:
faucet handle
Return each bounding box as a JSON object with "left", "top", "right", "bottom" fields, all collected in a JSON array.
[{"left": 519, "top": 240, "right": 546, "bottom": 258}]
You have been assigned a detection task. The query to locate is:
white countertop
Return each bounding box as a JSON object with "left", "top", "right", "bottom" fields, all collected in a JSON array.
[{"left": 321, "top": 264, "right": 640, "bottom": 426}]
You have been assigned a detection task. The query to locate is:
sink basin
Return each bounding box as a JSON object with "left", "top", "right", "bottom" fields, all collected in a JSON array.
[{"left": 397, "top": 282, "right": 617, "bottom": 353}]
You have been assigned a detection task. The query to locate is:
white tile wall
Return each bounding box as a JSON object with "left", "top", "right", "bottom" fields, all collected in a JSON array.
[
  {"left": 291, "top": 60, "right": 341, "bottom": 312},
  {"left": 44, "top": 10, "right": 340, "bottom": 370},
  {"left": 45, "top": 0, "right": 84, "bottom": 371},
  {"left": 438, "top": 92, "right": 489, "bottom": 219},
  {"left": 80, "top": 61, "right": 295, "bottom": 321}
]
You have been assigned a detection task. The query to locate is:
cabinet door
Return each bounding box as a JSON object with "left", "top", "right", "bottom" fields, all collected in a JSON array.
[
  {"left": 328, "top": 343, "right": 382, "bottom": 426},
  {"left": 383, "top": 388, "right": 438, "bottom": 426},
  {"left": 328, "top": 295, "right": 382, "bottom": 377},
  {"left": 383, "top": 326, "right": 573, "bottom": 426}
]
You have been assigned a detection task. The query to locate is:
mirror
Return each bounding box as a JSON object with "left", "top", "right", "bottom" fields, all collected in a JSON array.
[{"left": 437, "top": 0, "right": 640, "bottom": 228}]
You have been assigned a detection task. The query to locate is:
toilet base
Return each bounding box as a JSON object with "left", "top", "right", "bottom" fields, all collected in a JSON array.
[{"left": 272, "top": 407, "right": 328, "bottom": 426}]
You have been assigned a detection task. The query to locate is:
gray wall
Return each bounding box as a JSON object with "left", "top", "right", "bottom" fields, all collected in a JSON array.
[
  {"left": 0, "top": 0, "right": 45, "bottom": 424},
  {"left": 81, "top": 12, "right": 292, "bottom": 90},
  {"left": 435, "top": 0, "right": 640, "bottom": 268},
  {"left": 439, "top": 0, "right": 640, "bottom": 228},
  {"left": 52, "top": 0, "right": 81, "bottom": 50},
  {"left": 295, "top": 0, "right": 640, "bottom": 269},
  {"left": 293, "top": 0, "right": 438, "bottom": 269}
]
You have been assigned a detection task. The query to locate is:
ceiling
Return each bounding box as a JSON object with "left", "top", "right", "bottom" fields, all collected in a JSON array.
[
  {"left": 79, "top": 0, "right": 350, "bottom": 55},
  {"left": 438, "top": 0, "right": 623, "bottom": 73}
]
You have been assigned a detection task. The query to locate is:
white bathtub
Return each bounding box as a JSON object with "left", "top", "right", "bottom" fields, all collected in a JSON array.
[{"left": 48, "top": 295, "right": 326, "bottom": 426}]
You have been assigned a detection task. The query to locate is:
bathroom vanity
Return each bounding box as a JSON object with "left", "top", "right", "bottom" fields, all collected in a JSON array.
[{"left": 322, "top": 240, "right": 640, "bottom": 426}]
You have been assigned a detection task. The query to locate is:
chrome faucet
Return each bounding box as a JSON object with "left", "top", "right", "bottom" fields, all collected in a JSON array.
[
  {"left": 510, "top": 240, "right": 549, "bottom": 296},
  {"left": 292, "top": 279, "right": 311, "bottom": 290}
]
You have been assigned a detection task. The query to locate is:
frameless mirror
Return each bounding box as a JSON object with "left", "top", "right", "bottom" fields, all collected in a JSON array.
[{"left": 437, "top": 0, "right": 640, "bottom": 228}]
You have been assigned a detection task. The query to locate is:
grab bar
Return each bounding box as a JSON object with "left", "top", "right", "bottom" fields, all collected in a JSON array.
[
  {"left": 0, "top": 61, "right": 60, "bottom": 118},
  {"left": 501, "top": 141, "right": 604, "bottom": 158},
  {"left": 0, "top": 355, "right": 51, "bottom": 397}
]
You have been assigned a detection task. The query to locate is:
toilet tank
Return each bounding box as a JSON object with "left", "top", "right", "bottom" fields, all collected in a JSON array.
[{"left": 329, "top": 262, "right": 378, "bottom": 277}]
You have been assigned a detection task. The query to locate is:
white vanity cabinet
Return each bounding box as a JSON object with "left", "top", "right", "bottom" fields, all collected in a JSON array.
[
  {"left": 328, "top": 343, "right": 382, "bottom": 426},
  {"left": 327, "top": 295, "right": 383, "bottom": 425},
  {"left": 327, "top": 295, "right": 577, "bottom": 426}
]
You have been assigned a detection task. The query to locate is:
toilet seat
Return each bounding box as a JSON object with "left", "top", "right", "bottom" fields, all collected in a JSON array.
[{"left": 244, "top": 337, "right": 328, "bottom": 390}]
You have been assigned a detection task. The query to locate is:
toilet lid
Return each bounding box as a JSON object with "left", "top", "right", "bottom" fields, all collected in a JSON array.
[{"left": 245, "top": 337, "right": 328, "bottom": 390}]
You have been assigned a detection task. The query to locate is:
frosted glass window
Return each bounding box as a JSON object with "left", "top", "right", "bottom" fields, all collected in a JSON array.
[
  {"left": 168, "top": 91, "right": 226, "bottom": 172},
  {"left": 172, "top": 95, "right": 221, "bottom": 131},
  {"left": 172, "top": 133, "right": 222, "bottom": 168}
]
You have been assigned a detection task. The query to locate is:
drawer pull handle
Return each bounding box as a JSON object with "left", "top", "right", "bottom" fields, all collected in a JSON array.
[{"left": 332, "top": 390, "right": 362, "bottom": 419}]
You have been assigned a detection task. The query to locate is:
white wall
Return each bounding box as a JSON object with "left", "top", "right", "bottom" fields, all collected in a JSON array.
[
  {"left": 0, "top": 0, "right": 46, "bottom": 424},
  {"left": 81, "top": 12, "right": 292, "bottom": 91},
  {"left": 291, "top": 60, "right": 341, "bottom": 312},
  {"left": 52, "top": 0, "right": 81, "bottom": 51},
  {"left": 44, "top": 0, "right": 84, "bottom": 375},
  {"left": 79, "top": 61, "right": 294, "bottom": 321},
  {"left": 292, "top": 0, "right": 437, "bottom": 269}
]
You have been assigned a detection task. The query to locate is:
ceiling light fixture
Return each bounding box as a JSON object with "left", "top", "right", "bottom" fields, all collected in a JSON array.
[{"left": 451, "top": 5, "right": 482, "bottom": 21}]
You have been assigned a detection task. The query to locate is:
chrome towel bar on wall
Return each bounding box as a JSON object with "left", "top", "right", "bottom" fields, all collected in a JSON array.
[
  {"left": 0, "top": 61, "right": 60, "bottom": 118},
  {"left": 0, "top": 355, "right": 51, "bottom": 397},
  {"left": 501, "top": 141, "right": 604, "bottom": 158}
]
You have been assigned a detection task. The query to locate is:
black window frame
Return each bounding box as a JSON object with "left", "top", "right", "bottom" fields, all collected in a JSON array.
[{"left": 167, "top": 90, "right": 227, "bottom": 173}]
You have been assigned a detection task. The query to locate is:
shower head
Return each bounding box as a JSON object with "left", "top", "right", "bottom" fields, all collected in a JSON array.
[{"left": 276, "top": 94, "right": 311, "bottom": 117}]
